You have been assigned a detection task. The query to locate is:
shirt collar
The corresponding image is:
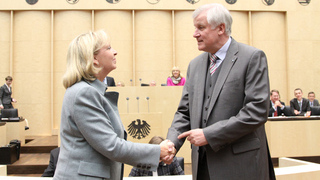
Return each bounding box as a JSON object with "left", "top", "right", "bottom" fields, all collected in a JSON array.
[{"left": 214, "top": 36, "right": 232, "bottom": 61}]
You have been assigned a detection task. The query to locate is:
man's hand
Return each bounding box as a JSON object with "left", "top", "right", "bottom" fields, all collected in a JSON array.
[
  {"left": 274, "top": 100, "right": 282, "bottom": 108},
  {"left": 294, "top": 109, "right": 300, "bottom": 115},
  {"left": 159, "top": 140, "right": 176, "bottom": 164},
  {"left": 178, "top": 129, "right": 208, "bottom": 146}
]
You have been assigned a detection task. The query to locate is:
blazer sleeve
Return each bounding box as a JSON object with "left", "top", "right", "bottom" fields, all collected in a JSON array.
[
  {"left": 0, "top": 86, "right": 4, "bottom": 105},
  {"left": 72, "top": 87, "right": 160, "bottom": 170},
  {"left": 167, "top": 63, "right": 193, "bottom": 151}
]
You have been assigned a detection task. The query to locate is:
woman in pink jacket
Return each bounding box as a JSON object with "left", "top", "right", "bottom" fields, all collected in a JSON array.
[{"left": 166, "top": 66, "right": 186, "bottom": 86}]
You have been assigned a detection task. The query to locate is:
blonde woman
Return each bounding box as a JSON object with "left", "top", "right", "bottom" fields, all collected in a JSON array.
[
  {"left": 166, "top": 66, "right": 186, "bottom": 86},
  {"left": 54, "top": 30, "right": 175, "bottom": 180}
]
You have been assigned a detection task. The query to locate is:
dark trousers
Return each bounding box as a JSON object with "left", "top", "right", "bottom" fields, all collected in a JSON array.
[
  {"left": 4, "top": 103, "right": 13, "bottom": 109},
  {"left": 197, "top": 147, "right": 210, "bottom": 180}
]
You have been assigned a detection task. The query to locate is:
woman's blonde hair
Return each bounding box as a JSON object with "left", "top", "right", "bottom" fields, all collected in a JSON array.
[
  {"left": 62, "top": 30, "right": 110, "bottom": 89},
  {"left": 171, "top": 66, "right": 183, "bottom": 78}
]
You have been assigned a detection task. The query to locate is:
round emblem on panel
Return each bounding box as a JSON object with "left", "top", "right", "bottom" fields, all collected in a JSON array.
[
  {"left": 147, "top": 0, "right": 160, "bottom": 5},
  {"left": 26, "top": 0, "right": 38, "bottom": 5},
  {"left": 66, "top": 0, "right": 79, "bottom": 4},
  {"left": 106, "top": 0, "right": 120, "bottom": 4},
  {"left": 186, "top": 0, "right": 200, "bottom": 4},
  {"left": 226, "top": 0, "right": 237, "bottom": 5},
  {"left": 262, "top": 0, "right": 275, "bottom": 6},
  {"left": 298, "top": 0, "right": 311, "bottom": 6}
]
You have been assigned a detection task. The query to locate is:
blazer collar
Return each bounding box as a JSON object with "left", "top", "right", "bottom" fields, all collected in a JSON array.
[{"left": 84, "top": 78, "right": 107, "bottom": 96}]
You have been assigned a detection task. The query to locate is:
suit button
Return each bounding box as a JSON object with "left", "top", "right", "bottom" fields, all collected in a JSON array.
[
  {"left": 204, "top": 119, "right": 207, "bottom": 123},
  {"left": 137, "top": 163, "right": 142, "bottom": 168},
  {"left": 208, "top": 96, "right": 210, "bottom": 99},
  {"left": 205, "top": 107, "right": 208, "bottom": 111}
]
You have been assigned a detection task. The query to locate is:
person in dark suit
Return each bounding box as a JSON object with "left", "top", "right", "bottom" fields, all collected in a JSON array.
[
  {"left": 269, "top": 89, "right": 286, "bottom": 117},
  {"left": 103, "top": 76, "right": 116, "bottom": 87},
  {"left": 42, "top": 147, "right": 60, "bottom": 177},
  {"left": 290, "top": 88, "right": 311, "bottom": 116},
  {"left": 0, "top": 76, "right": 17, "bottom": 109},
  {"left": 166, "top": 3, "right": 275, "bottom": 180},
  {"left": 129, "top": 136, "right": 184, "bottom": 177},
  {"left": 308, "top": 91, "right": 319, "bottom": 107}
]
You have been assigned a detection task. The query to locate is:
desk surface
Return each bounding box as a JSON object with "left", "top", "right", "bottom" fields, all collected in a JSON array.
[
  {"left": 268, "top": 116, "right": 320, "bottom": 121},
  {"left": 0, "top": 175, "right": 193, "bottom": 180},
  {"left": 0, "top": 118, "right": 24, "bottom": 122}
]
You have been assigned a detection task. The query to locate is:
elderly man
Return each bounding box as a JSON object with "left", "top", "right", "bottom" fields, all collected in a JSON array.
[{"left": 166, "top": 3, "right": 275, "bottom": 180}]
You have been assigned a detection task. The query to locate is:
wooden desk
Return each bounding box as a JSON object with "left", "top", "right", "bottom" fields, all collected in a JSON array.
[
  {"left": 266, "top": 116, "right": 320, "bottom": 158},
  {"left": 2, "top": 119, "right": 25, "bottom": 145},
  {"left": 0, "top": 122, "right": 6, "bottom": 146}
]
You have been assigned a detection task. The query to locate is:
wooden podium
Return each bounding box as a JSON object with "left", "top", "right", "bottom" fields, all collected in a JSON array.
[
  {"left": 2, "top": 119, "right": 25, "bottom": 146},
  {"left": 266, "top": 116, "right": 320, "bottom": 158},
  {"left": 0, "top": 122, "right": 6, "bottom": 146}
]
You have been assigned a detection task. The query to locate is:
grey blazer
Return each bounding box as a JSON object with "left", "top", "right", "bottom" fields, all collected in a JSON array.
[
  {"left": 167, "top": 39, "right": 274, "bottom": 180},
  {"left": 0, "top": 84, "right": 12, "bottom": 105},
  {"left": 54, "top": 79, "right": 160, "bottom": 180}
]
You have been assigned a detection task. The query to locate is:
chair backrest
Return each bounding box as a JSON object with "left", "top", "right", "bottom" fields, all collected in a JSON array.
[
  {"left": 1, "top": 108, "right": 18, "bottom": 118},
  {"left": 283, "top": 106, "right": 293, "bottom": 116},
  {"left": 176, "top": 157, "right": 184, "bottom": 171},
  {"left": 311, "top": 106, "right": 320, "bottom": 115}
]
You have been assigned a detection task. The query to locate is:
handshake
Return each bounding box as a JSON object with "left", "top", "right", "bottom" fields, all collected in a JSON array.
[{"left": 159, "top": 140, "right": 176, "bottom": 164}]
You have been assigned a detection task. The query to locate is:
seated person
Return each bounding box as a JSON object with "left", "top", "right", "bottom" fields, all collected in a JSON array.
[
  {"left": 42, "top": 147, "right": 60, "bottom": 177},
  {"left": 269, "top": 89, "right": 286, "bottom": 117},
  {"left": 149, "top": 80, "right": 156, "bottom": 86},
  {"left": 166, "top": 66, "right": 186, "bottom": 86},
  {"left": 103, "top": 76, "right": 116, "bottom": 87},
  {"left": 116, "top": 81, "right": 125, "bottom": 87},
  {"left": 290, "top": 88, "right": 311, "bottom": 116},
  {"left": 308, "top": 91, "right": 319, "bottom": 107},
  {"left": 129, "top": 136, "right": 184, "bottom": 177}
]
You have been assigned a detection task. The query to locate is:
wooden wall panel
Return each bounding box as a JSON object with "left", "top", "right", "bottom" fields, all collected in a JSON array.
[
  {"left": 135, "top": 11, "right": 172, "bottom": 86},
  {"left": 53, "top": 11, "right": 92, "bottom": 132},
  {"left": 251, "top": 12, "right": 288, "bottom": 103},
  {"left": 12, "top": 11, "right": 51, "bottom": 135},
  {"left": 174, "top": 10, "right": 200, "bottom": 77},
  {"left": 0, "top": 11, "right": 11, "bottom": 81},
  {"left": 95, "top": 10, "right": 133, "bottom": 86}
]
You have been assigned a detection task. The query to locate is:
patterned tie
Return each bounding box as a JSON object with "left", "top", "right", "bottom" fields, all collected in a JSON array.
[
  {"left": 274, "top": 109, "right": 278, "bottom": 117},
  {"left": 298, "top": 101, "right": 302, "bottom": 111},
  {"left": 209, "top": 54, "right": 220, "bottom": 75}
]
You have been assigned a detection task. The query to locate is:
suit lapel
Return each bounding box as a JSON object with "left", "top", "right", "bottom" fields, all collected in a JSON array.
[
  {"left": 207, "top": 39, "right": 238, "bottom": 118},
  {"left": 193, "top": 54, "right": 209, "bottom": 128}
]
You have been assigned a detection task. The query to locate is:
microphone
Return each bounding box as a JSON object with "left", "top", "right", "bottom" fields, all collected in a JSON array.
[
  {"left": 130, "top": 79, "right": 133, "bottom": 86},
  {"left": 136, "top": 97, "right": 140, "bottom": 113},
  {"left": 139, "top": 78, "right": 142, "bottom": 86},
  {"left": 146, "top": 97, "right": 150, "bottom": 113},
  {"left": 126, "top": 97, "right": 129, "bottom": 113}
]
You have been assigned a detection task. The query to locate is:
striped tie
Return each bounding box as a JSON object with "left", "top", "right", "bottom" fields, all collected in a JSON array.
[{"left": 209, "top": 54, "right": 220, "bottom": 75}]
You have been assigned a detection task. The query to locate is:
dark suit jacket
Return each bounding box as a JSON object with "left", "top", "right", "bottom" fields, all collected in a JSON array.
[
  {"left": 167, "top": 38, "right": 275, "bottom": 180},
  {"left": 106, "top": 76, "right": 116, "bottom": 87},
  {"left": 42, "top": 147, "right": 60, "bottom": 177},
  {"left": 0, "top": 84, "right": 12, "bottom": 106},
  {"left": 290, "top": 98, "right": 311, "bottom": 116},
  {"left": 310, "top": 99, "right": 320, "bottom": 107},
  {"left": 269, "top": 101, "right": 286, "bottom": 117}
]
